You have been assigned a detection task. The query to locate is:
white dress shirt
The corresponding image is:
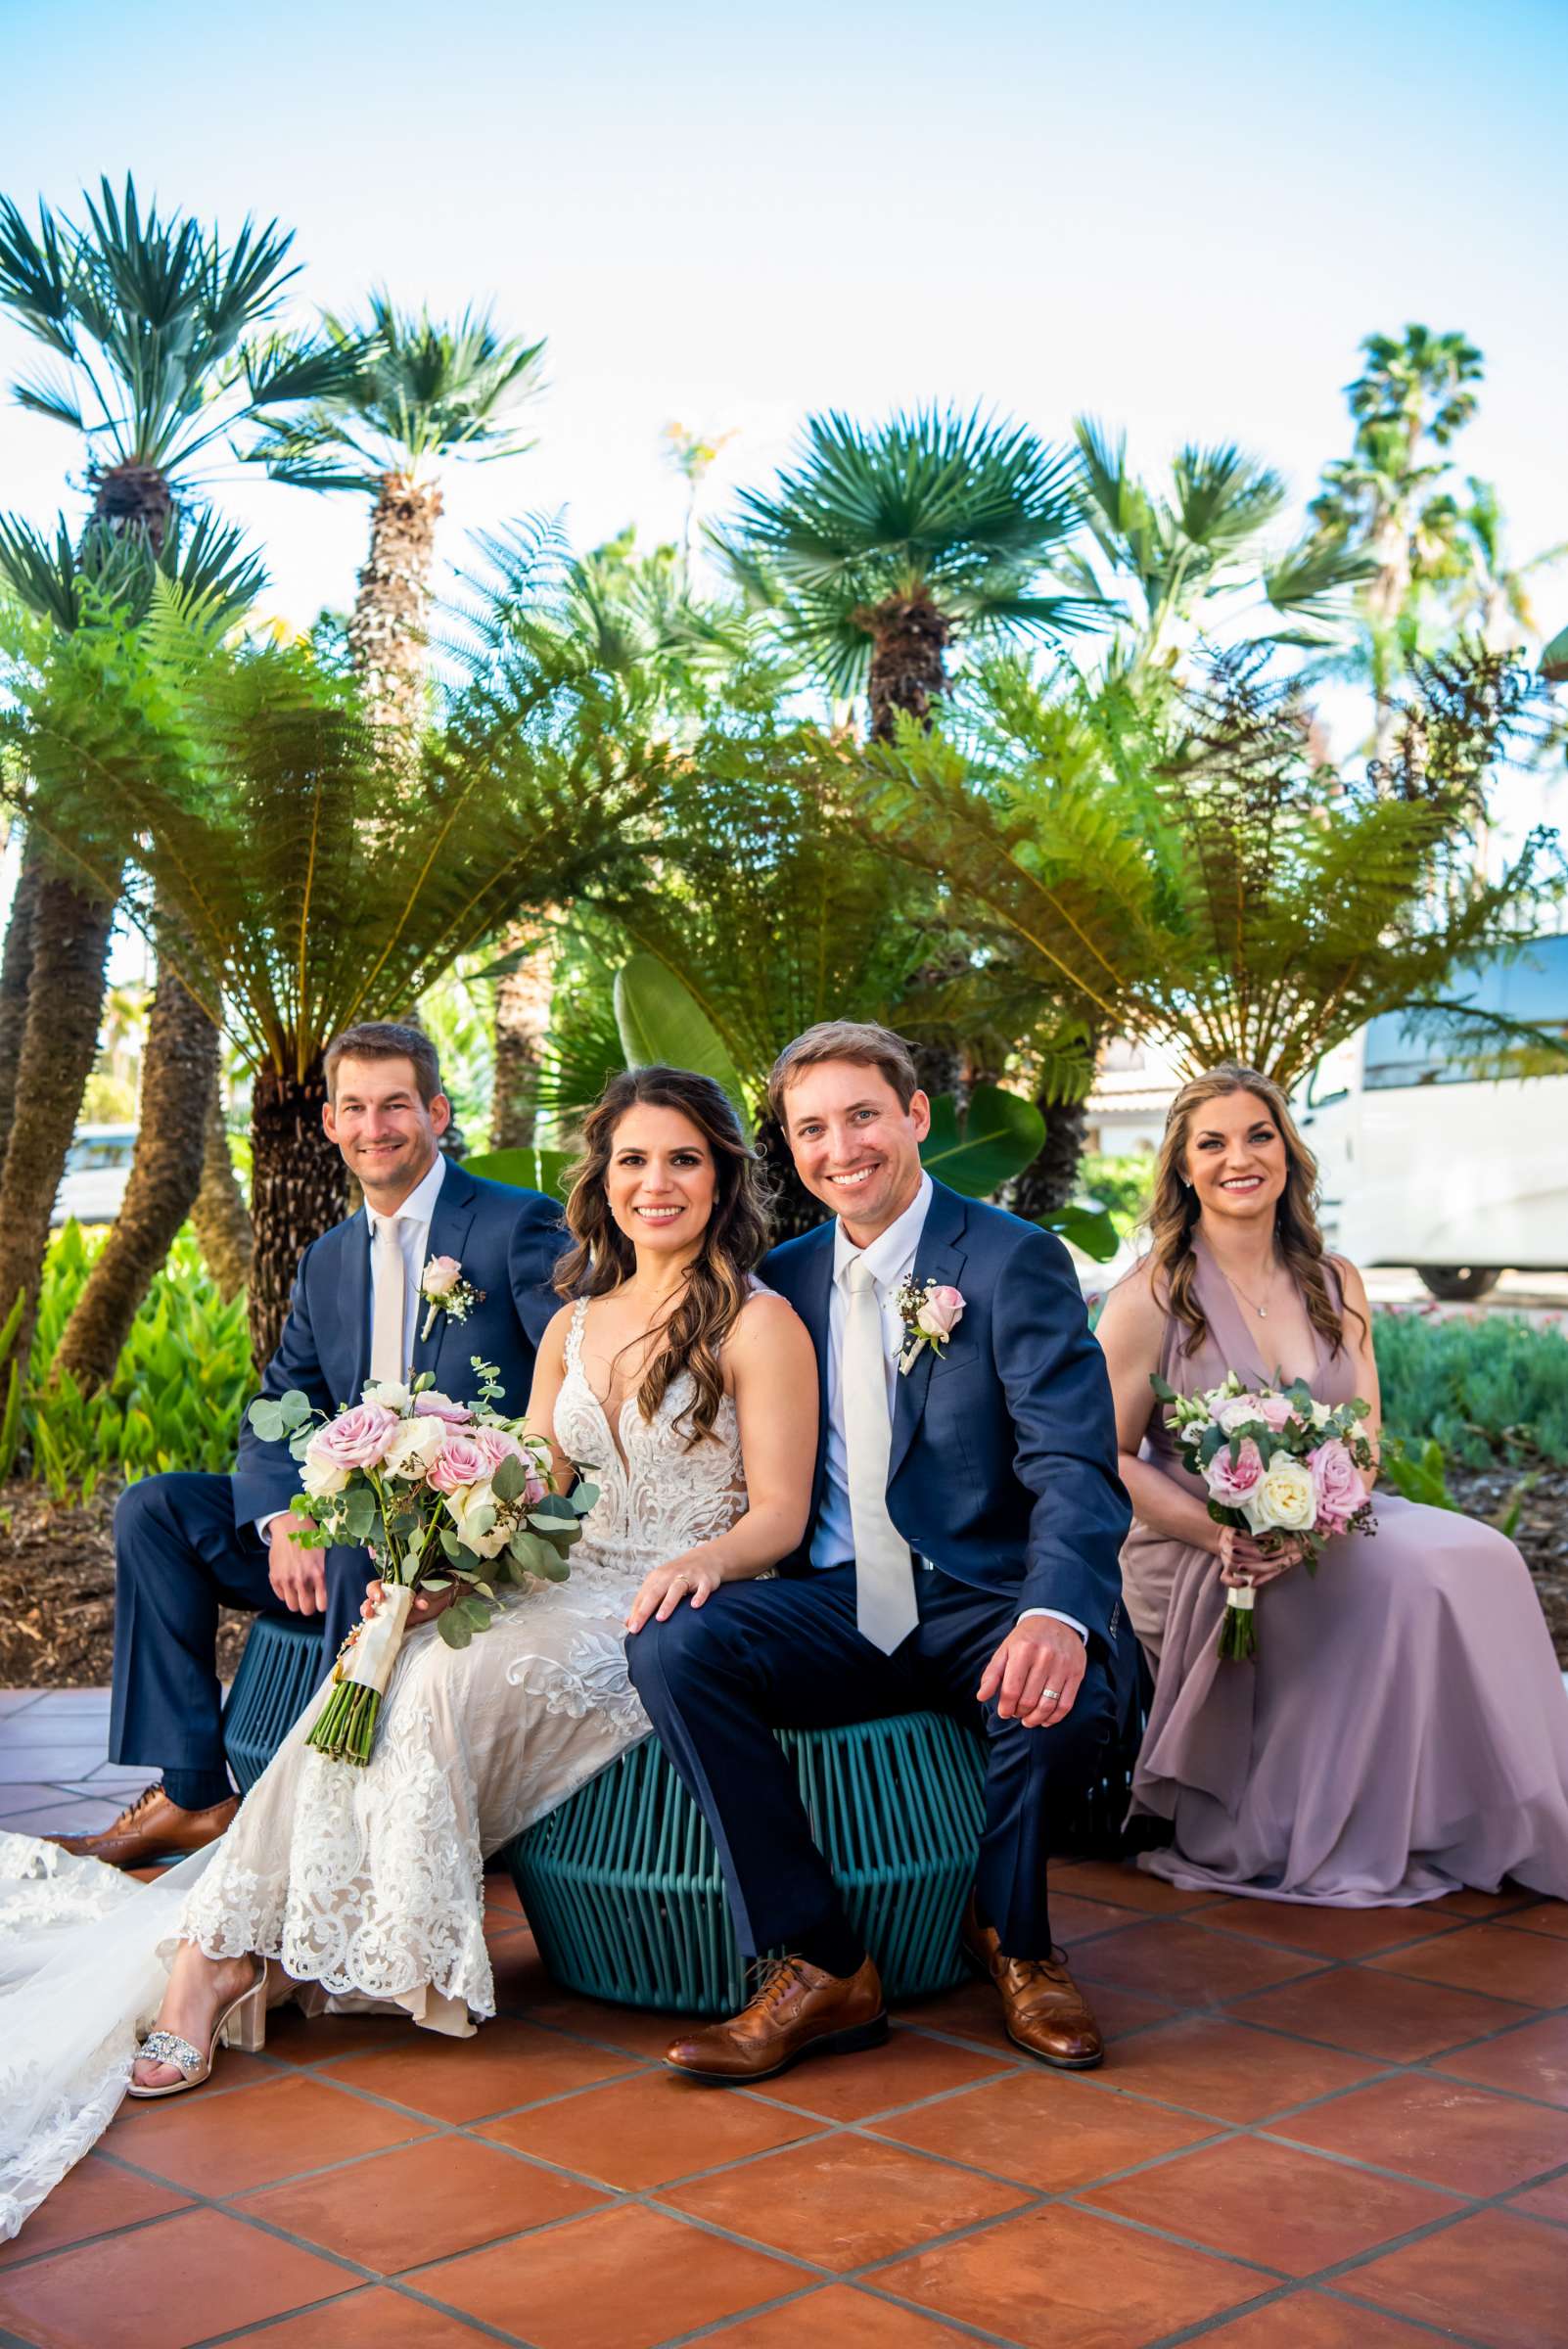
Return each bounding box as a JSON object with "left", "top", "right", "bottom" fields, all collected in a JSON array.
[
  {"left": 809, "top": 1173, "right": 1086, "bottom": 1642},
  {"left": 257, "top": 1152, "right": 450, "bottom": 1541}
]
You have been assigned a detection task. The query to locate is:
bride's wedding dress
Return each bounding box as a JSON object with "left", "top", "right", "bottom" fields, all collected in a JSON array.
[{"left": 0, "top": 1297, "right": 748, "bottom": 2239}]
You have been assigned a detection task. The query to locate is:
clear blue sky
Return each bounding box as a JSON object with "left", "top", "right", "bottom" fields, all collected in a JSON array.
[{"left": 4, "top": 0, "right": 1567, "bottom": 685}]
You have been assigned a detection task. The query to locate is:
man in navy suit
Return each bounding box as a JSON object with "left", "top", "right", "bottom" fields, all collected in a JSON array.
[
  {"left": 61, "top": 1021, "right": 567, "bottom": 1869},
  {"left": 627, "top": 1020, "right": 1133, "bottom": 2081}
]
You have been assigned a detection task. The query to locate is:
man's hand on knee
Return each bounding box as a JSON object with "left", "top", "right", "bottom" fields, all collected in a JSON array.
[
  {"left": 977, "top": 1617, "right": 1085, "bottom": 1729},
  {"left": 267, "top": 1519, "right": 326, "bottom": 1614}
]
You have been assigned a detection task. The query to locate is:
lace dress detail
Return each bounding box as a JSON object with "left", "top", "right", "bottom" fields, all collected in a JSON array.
[{"left": 177, "top": 1294, "right": 751, "bottom": 2029}]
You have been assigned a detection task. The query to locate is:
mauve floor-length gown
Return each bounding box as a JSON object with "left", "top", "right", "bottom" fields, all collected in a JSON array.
[{"left": 1122, "top": 1238, "right": 1568, "bottom": 1906}]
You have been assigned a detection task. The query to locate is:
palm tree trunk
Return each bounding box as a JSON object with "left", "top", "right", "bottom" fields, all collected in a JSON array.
[
  {"left": 491, "top": 923, "right": 553, "bottom": 1150},
  {"left": 191, "top": 1082, "right": 253, "bottom": 1301},
  {"left": 249, "top": 1059, "right": 347, "bottom": 1369},
  {"left": 0, "top": 835, "right": 43, "bottom": 1196},
  {"left": 52, "top": 965, "right": 216, "bottom": 1391},
  {"left": 1007, "top": 1093, "right": 1091, "bottom": 1222},
  {"left": 347, "top": 472, "right": 443, "bottom": 743},
  {"left": 0, "top": 871, "right": 118, "bottom": 1369},
  {"left": 864, "top": 594, "right": 952, "bottom": 741}
]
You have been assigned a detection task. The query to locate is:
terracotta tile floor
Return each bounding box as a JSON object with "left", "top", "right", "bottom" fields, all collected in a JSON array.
[{"left": 3, "top": 1691, "right": 1567, "bottom": 2349}]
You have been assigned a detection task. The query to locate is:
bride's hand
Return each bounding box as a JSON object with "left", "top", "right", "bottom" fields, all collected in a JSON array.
[
  {"left": 625, "top": 1558, "right": 722, "bottom": 1634},
  {"left": 1218, "top": 1527, "right": 1305, "bottom": 1587}
]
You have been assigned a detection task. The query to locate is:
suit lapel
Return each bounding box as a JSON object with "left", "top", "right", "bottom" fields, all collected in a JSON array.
[
  {"left": 411, "top": 1162, "right": 479, "bottom": 1388},
  {"left": 889, "top": 1181, "right": 969, "bottom": 1480},
  {"left": 340, "top": 1211, "right": 372, "bottom": 1401},
  {"left": 797, "top": 1223, "right": 836, "bottom": 1511}
]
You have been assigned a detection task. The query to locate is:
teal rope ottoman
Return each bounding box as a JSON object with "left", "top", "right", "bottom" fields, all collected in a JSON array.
[
  {"left": 508, "top": 1713, "right": 988, "bottom": 2014},
  {"left": 223, "top": 1614, "right": 329, "bottom": 1792}
]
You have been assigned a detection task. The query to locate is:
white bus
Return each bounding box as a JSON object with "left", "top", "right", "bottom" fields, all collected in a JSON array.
[{"left": 1297, "top": 935, "right": 1568, "bottom": 1301}]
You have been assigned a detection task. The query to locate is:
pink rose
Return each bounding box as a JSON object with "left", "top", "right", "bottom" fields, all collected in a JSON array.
[
  {"left": 1259, "top": 1395, "right": 1295, "bottom": 1432},
  {"left": 916, "top": 1284, "right": 965, "bottom": 1342},
  {"left": 422, "top": 1254, "right": 462, "bottom": 1298},
  {"left": 1309, "top": 1439, "right": 1362, "bottom": 1535},
  {"left": 312, "top": 1401, "right": 397, "bottom": 1471},
  {"left": 414, "top": 1390, "right": 474, "bottom": 1425},
  {"left": 428, "top": 1434, "right": 488, "bottom": 1494},
  {"left": 525, "top": 1474, "right": 547, "bottom": 1504},
  {"left": 1206, "top": 1437, "right": 1265, "bottom": 1509},
  {"left": 471, "top": 1424, "right": 523, "bottom": 1474}
]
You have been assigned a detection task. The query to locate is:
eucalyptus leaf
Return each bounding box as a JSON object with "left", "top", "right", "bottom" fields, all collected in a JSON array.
[
  {"left": 490, "top": 1452, "right": 528, "bottom": 1503},
  {"left": 438, "top": 1609, "right": 474, "bottom": 1649}
]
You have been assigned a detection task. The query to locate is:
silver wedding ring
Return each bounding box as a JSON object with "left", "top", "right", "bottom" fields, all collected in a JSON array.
[{"left": 1040, "top": 1687, "right": 1060, "bottom": 1702}]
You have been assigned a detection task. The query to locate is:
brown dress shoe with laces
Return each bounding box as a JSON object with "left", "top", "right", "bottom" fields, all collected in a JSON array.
[
  {"left": 665, "top": 1954, "right": 888, "bottom": 2084},
  {"left": 54, "top": 1783, "right": 239, "bottom": 1869},
  {"left": 961, "top": 1898, "right": 1104, "bottom": 2069}
]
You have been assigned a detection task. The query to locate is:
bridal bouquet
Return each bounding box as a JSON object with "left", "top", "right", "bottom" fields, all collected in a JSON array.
[
  {"left": 1149, "top": 1369, "right": 1376, "bottom": 1660},
  {"left": 248, "top": 1361, "right": 598, "bottom": 1764}
]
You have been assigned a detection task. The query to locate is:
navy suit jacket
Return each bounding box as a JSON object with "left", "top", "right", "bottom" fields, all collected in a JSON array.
[
  {"left": 231, "top": 1159, "right": 569, "bottom": 1530},
  {"left": 761, "top": 1179, "right": 1132, "bottom": 1665}
]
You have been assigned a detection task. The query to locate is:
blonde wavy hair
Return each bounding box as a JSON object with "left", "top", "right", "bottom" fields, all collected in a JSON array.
[
  {"left": 553, "top": 1066, "right": 771, "bottom": 1446},
  {"left": 1148, "top": 1063, "right": 1361, "bottom": 1359}
]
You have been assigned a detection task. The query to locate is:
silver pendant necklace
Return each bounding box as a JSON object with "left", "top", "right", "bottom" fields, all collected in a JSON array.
[{"left": 1222, "top": 1264, "right": 1276, "bottom": 1319}]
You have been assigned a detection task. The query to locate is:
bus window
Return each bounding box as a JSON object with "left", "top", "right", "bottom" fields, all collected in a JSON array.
[{"left": 1362, "top": 937, "right": 1568, "bottom": 1089}]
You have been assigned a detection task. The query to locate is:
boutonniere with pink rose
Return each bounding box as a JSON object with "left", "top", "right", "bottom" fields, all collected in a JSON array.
[
  {"left": 894, "top": 1276, "right": 965, "bottom": 1372},
  {"left": 418, "top": 1253, "right": 485, "bottom": 1342}
]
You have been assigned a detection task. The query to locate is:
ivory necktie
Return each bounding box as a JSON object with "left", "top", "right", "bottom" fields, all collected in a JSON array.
[
  {"left": 369, "top": 1216, "right": 407, "bottom": 1385},
  {"left": 843, "top": 1254, "right": 919, "bottom": 1653}
]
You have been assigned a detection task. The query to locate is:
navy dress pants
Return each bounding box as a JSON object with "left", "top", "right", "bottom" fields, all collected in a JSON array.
[
  {"left": 625, "top": 1564, "right": 1116, "bottom": 1963},
  {"left": 109, "top": 1471, "right": 365, "bottom": 1776}
]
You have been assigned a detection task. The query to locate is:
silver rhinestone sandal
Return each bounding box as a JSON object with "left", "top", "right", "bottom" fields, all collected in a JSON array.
[{"left": 128, "top": 1958, "right": 268, "bottom": 2098}]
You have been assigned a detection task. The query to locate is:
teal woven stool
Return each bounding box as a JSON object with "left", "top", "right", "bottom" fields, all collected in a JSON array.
[
  {"left": 223, "top": 1615, "right": 329, "bottom": 1792},
  {"left": 509, "top": 1712, "right": 987, "bottom": 2015}
]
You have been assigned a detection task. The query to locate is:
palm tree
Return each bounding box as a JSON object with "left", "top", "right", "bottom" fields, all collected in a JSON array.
[
  {"left": 0, "top": 174, "right": 345, "bottom": 1376},
  {"left": 1310, "top": 325, "right": 1485, "bottom": 751},
  {"left": 1062, "top": 420, "right": 1370, "bottom": 671},
  {"left": 719, "top": 405, "right": 1097, "bottom": 741},
  {"left": 455, "top": 517, "right": 765, "bottom": 1149},
  {"left": 248, "top": 295, "right": 547, "bottom": 740},
  {"left": 3, "top": 603, "right": 669, "bottom": 1366},
  {"left": 855, "top": 642, "right": 1558, "bottom": 1095}
]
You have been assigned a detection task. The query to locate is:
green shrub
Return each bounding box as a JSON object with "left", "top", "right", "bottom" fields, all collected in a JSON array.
[
  {"left": 1079, "top": 1152, "right": 1155, "bottom": 1239},
  {"left": 1374, "top": 1309, "right": 1568, "bottom": 1467},
  {"left": 22, "top": 1223, "right": 254, "bottom": 1501}
]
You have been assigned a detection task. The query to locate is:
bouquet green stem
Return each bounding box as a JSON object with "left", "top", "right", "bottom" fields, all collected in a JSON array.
[
  {"left": 307, "top": 1577, "right": 416, "bottom": 1767},
  {"left": 1216, "top": 1581, "right": 1258, "bottom": 1662}
]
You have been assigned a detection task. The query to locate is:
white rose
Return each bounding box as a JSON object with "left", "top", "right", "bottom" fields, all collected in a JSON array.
[
  {"left": 443, "top": 1478, "right": 510, "bottom": 1559},
  {"left": 363, "top": 1379, "right": 412, "bottom": 1413},
  {"left": 1219, "top": 1396, "right": 1264, "bottom": 1432},
  {"left": 381, "top": 1415, "right": 449, "bottom": 1480},
  {"left": 1250, "top": 1454, "right": 1315, "bottom": 1533},
  {"left": 300, "top": 1437, "right": 349, "bottom": 1498}
]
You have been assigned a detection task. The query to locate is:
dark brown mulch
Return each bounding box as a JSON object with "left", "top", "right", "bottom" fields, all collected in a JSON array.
[
  {"left": 0, "top": 1477, "right": 251, "bottom": 1689},
  {"left": 1, "top": 1465, "right": 1566, "bottom": 1688}
]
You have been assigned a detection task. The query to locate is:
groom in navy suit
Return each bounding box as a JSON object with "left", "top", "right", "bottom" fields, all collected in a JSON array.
[
  {"left": 62, "top": 1021, "right": 567, "bottom": 1869},
  {"left": 628, "top": 1020, "right": 1133, "bottom": 2079}
]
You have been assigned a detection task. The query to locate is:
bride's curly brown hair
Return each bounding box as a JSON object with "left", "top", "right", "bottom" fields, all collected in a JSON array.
[
  {"left": 553, "top": 1066, "right": 771, "bottom": 1446},
  {"left": 1148, "top": 1062, "right": 1363, "bottom": 1359}
]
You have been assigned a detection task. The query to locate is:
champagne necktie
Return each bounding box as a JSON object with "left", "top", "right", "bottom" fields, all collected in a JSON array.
[
  {"left": 843, "top": 1254, "right": 919, "bottom": 1653},
  {"left": 369, "top": 1216, "right": 407, "bottom": 1385}
]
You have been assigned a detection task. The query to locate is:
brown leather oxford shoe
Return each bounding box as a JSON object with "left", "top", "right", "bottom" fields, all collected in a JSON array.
[
  {"left": 961, "top": 1898, "right": 1104, "bottom": 2069},
  {"left": 55, "top": 1783, "right": 239, "bottom": 1869},
  {"left": 665, "top": 1953, "right": 888, "bottom": 2084}
]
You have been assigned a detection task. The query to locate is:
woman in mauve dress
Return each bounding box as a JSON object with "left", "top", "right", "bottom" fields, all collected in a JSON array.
[{"left": 1096, "top": 1061, "right": 1568, "bottom": 1907}]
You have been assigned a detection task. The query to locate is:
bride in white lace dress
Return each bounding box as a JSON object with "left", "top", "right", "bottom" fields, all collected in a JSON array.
[{"left": 0, "top": 1068, "right": 816, "bottom": 2238}]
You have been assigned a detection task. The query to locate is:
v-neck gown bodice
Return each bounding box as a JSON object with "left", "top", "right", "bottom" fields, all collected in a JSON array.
[{"left": 1123, "top": 1239, "right": 1568, "bottom": 1907}]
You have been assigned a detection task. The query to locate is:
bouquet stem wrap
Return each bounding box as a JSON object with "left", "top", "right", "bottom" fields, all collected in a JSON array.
[
  {"left": 1216, "top": 1580, "right": 1258, "bottom": 1662},
  {"left": 308, "top": 1581, "right": 415, "bottom": 1766}
]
